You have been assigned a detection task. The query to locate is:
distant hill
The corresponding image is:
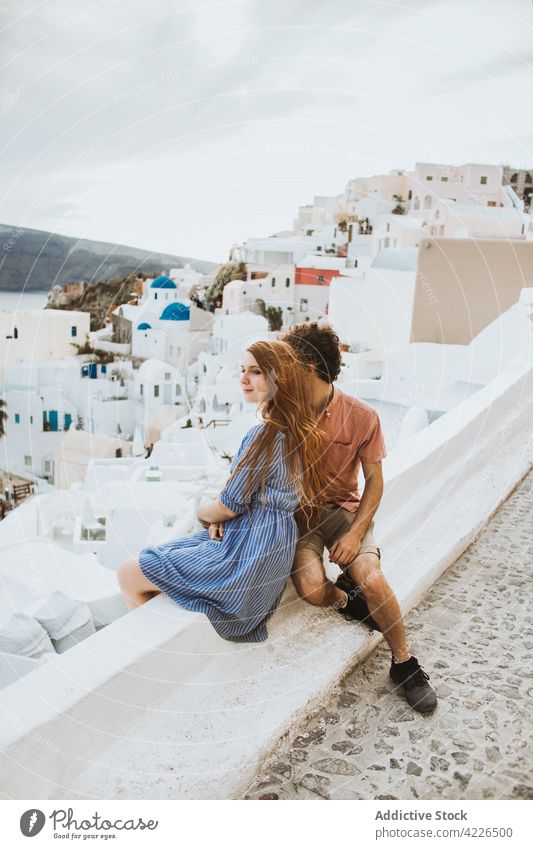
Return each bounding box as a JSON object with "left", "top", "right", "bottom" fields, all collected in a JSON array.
[{"left": 0, "top": 224, "right": 216, "bottom": 292}]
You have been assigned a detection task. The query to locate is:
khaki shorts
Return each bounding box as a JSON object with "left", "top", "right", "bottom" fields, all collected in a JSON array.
[{"left": 295, "top": 505, "right": 381, "bottom": 560}]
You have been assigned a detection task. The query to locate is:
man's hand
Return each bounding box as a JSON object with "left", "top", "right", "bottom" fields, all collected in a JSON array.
[
  {"left": 328, "top": 529, "right": 362, "bottom": 567},
  {"left": 208, "top": 521, "right": 225, "bottom": 541}
]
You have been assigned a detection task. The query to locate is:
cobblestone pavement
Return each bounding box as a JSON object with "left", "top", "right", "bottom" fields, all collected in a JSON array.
[{"left": 243, "top": 470, "right": 533, "bottom": 801}]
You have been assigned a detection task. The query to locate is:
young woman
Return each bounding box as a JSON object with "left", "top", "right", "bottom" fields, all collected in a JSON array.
[{"left": 117, "top": 339, "right": 333, "bottom": 643}]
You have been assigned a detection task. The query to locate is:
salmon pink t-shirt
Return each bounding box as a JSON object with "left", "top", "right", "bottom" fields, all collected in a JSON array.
[{"left": 318, "top": 387, "right": 387, "bottom": 513}]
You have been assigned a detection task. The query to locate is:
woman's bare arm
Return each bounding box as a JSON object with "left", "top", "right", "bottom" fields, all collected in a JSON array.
[{"left": 197, "top": 496, "right": 239, "bottom": 525}]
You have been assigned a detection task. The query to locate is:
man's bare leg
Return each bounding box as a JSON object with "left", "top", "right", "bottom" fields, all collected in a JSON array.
[
  {"left": 346, "top": 552, "right": 410, "bottom": 661},
  {"left": 292, "top": 547, "right": 348, "bottom": 608}
]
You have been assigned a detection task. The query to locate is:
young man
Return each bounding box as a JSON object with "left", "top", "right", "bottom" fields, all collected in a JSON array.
[{"left": 283, "top": 323, "right": 437, "bottom": 713}]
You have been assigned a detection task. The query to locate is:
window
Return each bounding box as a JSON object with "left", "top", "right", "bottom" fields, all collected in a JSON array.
[
  {"left": 30, "top": 415, "right": 33, "bottom": 424},
  {"left": 101, "top": 364, "right": 107, "bottom": 373},
  {"left": 175, "top": 385, "right": 181, "bottom": 396},
  {"left": 14, "top": 413, "right": 20, "bottom": 424},
  {"left": 154, "top": 293, "right": 157, "bottom": 300},
  {"left": 317, "top": 274, "right": 325, "bottom": 283},
  {"left": 285, "top": 278, "right": 290, "bottom": 288},
  {"left": 386, "top": 222, "right": 390, "bottom": 232},
  {"left": 441, "top": 176, "right": 448, "bottom": 182},
  {"left": 426, "top": 175, "right": 433, "bottom": 181},
  {"left": 480, "top": 175, "right": 487, "bottom": 185},
  {"left": 71, "top": 326, "right": 77, "bottom": 337},
  {"left": 24, "top": 455, "right": 32, "bottom": 466},
  {"left": 44, "top": 460, "right": 51, "bottom": 473},
  {"left": 487, "top": 201, "right": 496, "bottom": 207},
  {"left": 154, "top": 385, "right": 160, "bottom": 397},
  {"left": 164, "top": 372, "right": 171, "bottom": 380},
  {"left": 384, "top": 237, "right": 390, "bottom": 248},
  {"left": 271, "top": 278, "right": 276, "bottom": 288},
  {"left": 435, "top": 209, "right": 440, "bottom": 219},
  {"left": 408, "top": 190, "right": 412, "bottom": 200},
  {"left": 13, "top": 326, "right": 18, "bottom": 339},
  {"left": 299, "top": 298, "right": 308, "bottom": 312},
  {"left": 140, "top": 384, "right": 144, "bottom": 396}
]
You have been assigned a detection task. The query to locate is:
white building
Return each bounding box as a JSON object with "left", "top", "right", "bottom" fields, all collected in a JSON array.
[
  {"left": 55, "top": 430, "right": 133, "bottom": 489},
  {"left": 1, "top": 357, "right": 137, "bottom": 483},
  {"left": 347, "top": 162, "right": 524, "bottom": 228},
  {"left": 240, "top": 234, "right": 327, "bottom": 275},
  {"left": 211, "top": 311, "right": 270, "bottom": 355},
  {"left": 373, "top": 216, "right": 424, "bottom": 253},
  {"left": 131, "top": 301, "right": 212, "bottom": 371},
  {"left": 425, "top": 199, "right": 526, "bottom": 240},
  {"left": 168, "top": 265, "right": 208, "bottom": 299},
  {"left": 336, "top": 288, "right": 533, "bottom": 449},
  {"left": 1, "top": 359, "right": 80, "bottom": 482},
  {"left": 328, "top": 249, "right": 419, "bottom": 353},
  {"left": 77, "top": 360, "right": 136, "bottom": 439},
  {"left": 132, "top": 358, "right": 188, "bottom": 446},
  {"left": 222, "top": 264, "right": 296, "bottom": 321},
  {"left": 0, "top": 309, "right": 90, "bottom": 383},
  {"left": 114, "top": 275, "right": 213, "bottom": 371},
  {"left": 70, "top": 428, "right": 227, "bottom": 568}
]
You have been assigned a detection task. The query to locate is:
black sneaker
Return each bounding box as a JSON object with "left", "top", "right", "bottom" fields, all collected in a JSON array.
[
  {"left": 389, "top": 655, "right": 438, "bottom": 713},
  {"left": 334, "top": 573, "right": 381, "bottom": 632}
]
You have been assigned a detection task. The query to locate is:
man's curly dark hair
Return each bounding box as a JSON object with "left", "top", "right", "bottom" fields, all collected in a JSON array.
[{"left": 282, "top": 322, "right": 342, "bottom": 384}]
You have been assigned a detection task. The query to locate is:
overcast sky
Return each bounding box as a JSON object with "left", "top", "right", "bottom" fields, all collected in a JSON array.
[{"left": 1, "top": 0, "right": 532, "bottom": 263}]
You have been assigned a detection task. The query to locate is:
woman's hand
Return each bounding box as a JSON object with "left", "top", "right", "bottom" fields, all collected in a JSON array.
[{"left": 208, "top": 521, "right": 225, "bottom": 541}]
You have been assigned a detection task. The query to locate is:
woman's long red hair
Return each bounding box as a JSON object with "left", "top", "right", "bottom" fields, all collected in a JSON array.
[{"left": 231, "top": 339, "right": 341, "bottom": 524}]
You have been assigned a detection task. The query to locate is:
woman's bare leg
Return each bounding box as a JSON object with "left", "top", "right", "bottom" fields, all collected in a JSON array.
[{"left": 117, "top": 557, "right": 162, "bottom": 611}]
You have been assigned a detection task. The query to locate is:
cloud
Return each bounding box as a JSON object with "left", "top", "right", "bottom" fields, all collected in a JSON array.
[{"left": 0, "top": 0, "right": 530, "bottom": 262}]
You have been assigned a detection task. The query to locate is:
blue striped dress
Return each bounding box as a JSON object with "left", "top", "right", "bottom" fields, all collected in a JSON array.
[{"left": 138, "top": 423, "right": 300, "bottom": 642}]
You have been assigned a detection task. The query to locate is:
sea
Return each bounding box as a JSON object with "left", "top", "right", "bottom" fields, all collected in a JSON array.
[{"left": 0, "top": 291, "right": 49, "bottom": 312}]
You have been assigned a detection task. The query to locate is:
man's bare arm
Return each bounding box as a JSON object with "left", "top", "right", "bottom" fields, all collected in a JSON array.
[
  {"left": 328, "top": 460, "right": 383, "bottom": 567},
  {"left": 349, "top": 459, "right": 384, "bottom": 540}
]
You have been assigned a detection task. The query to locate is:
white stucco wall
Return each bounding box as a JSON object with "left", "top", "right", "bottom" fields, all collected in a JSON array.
[
  {"left": 0, "top": 310, "right": 90, "bottom": 383},
  {"left": 329, "top": 268, "right": 417, "bottom": 352}
]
